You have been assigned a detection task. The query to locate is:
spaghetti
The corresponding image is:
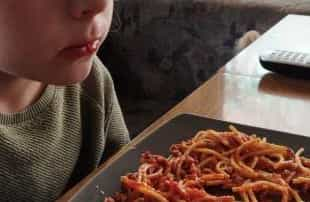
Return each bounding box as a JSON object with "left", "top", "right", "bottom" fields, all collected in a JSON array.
[{"left": 104, "top": 126, "right": 310, "bottom": 202}]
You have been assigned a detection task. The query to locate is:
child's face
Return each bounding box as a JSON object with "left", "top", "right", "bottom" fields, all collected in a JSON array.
[{"left": 0, "top": 0, "right": 113, "bottom": 84}]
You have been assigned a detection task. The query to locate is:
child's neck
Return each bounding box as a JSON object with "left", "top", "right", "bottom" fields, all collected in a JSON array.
[{"left": 0, "top": 72, "right": 46, "bottom": 114}]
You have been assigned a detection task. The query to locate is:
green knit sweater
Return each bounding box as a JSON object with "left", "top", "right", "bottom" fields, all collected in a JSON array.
[{"left": 0, "top": 56, "right": 130, "bottom": 202}]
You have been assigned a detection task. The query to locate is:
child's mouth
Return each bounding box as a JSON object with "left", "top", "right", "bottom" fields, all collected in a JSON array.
[{"left": 60, "top": 39, "right": 100, "bottom": 60}]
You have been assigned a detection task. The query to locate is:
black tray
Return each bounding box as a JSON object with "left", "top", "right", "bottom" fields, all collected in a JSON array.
[{"left": 69, "top": 114, "right": 310, "bottom": 202}]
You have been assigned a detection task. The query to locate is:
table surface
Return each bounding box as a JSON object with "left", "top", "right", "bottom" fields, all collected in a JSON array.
[{"left": 58, "top": 14, "right": 310, "bottom": 201}]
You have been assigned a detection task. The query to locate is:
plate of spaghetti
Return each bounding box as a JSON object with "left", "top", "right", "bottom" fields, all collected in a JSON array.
[{"left": 69, "top": 114, "right": 310, "bottom": 202}]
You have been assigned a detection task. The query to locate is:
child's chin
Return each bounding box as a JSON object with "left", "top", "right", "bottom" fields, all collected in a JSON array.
[
  {"left": 55, "top": 74, "right": 90, "bottom": 85},
  {"left": 56, "top": 70, "right": 92, "bottom": 85},
  {"left": 46, "top": 62, "right": 93, "bottom": 85}
]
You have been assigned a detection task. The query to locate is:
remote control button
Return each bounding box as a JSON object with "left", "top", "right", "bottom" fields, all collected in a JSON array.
[
  {"left": 260, "top": 51, "right": 277, "bottom": 61},
  {"left": 277, "top": 51, "right": 285, "bottom": 58},
  {"left": 287, "top": 52, "right": 294, "bottom": 57},
  {"left": 291, "top": 53, "right": 297, "bottom": 60},
  {"left": 298, "top": 55, "right": 306, "bottom": 64}
]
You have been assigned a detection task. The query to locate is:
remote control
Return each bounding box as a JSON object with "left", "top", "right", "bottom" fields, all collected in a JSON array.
[{"left": 259, "top": 50, "right": 310, "bottom": 79}]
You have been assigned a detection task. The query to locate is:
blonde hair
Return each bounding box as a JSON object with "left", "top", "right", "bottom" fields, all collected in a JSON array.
[{"left": 234, "top": 30, "right": 260, "bottom": 54}]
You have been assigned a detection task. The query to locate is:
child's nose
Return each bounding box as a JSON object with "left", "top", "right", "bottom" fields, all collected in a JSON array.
[{"left": 69, "top": 0, "right": 107, "bottom": 19}]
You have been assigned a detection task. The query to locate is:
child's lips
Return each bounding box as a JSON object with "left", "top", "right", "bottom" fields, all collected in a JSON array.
[{"left": 60, "top": 39, "right": 101, "bottom": 59}]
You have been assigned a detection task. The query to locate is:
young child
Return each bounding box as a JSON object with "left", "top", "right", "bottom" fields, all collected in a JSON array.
[{"left": 0, "top": 0, "right": 130, "bottom": 201}]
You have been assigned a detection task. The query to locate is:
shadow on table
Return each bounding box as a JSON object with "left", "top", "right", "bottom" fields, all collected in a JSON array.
[{"left": 258, "top": 72, "right": 310, "bottom": 99}]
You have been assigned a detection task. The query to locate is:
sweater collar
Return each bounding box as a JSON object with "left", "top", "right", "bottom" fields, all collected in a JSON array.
[{"left": 0, "top": 85, "right": 56, "bottom": 125}]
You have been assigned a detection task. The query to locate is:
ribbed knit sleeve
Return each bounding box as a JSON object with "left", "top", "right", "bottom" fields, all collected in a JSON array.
[{"left": 101, "top": 79, "right": 130, "bottom": 161}]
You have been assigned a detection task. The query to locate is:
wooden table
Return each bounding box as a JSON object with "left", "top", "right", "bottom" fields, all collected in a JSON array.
[{"left": 59, "top": 14, "right": 310, "bottom": 201}]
